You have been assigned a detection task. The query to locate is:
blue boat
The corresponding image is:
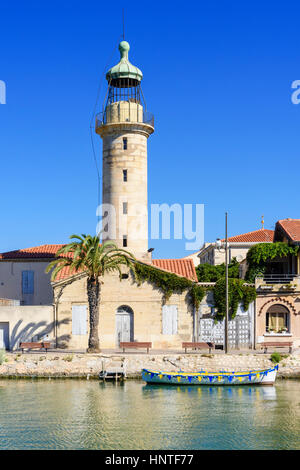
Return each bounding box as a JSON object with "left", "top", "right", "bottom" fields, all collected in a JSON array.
[{"left": 142, "top": 365, "right": 278, "bottom": 386}]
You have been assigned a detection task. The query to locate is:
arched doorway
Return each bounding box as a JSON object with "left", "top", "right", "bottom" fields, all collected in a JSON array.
[
  {"left": 116, "top": 305, "right": 134, "bottom": 346},
  {"left": 266, "top": 304, "right": 290, "bottom": 334}
]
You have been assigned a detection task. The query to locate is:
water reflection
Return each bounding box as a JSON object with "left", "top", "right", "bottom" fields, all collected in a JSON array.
[
  {"left": 142, "top": 383, "right": 277, "bottom": 400},
  {"left": 261, "top": 386, "right": 277, "bottom": 400},
  {"left": 0, "top": 379, "right": 298, "bottom": 450}
]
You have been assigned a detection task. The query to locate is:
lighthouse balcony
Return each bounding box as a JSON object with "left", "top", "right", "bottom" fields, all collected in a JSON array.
[{"left": 96, "top": 107, "right": 154, "bottom": 130}]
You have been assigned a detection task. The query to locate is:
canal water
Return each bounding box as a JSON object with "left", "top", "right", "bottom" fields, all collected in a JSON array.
[{"left": 0, "top": 379, "right": 299, "bottom": 450}]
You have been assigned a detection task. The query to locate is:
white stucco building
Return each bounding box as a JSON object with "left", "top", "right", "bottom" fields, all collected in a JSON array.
[{"left": 184, "top": 228, "right": 274, "bottom": 266}]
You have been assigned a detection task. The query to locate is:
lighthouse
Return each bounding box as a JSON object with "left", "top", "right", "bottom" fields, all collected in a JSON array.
[{"left": 96, "top": 40, "right": 154, "bottom": 259}]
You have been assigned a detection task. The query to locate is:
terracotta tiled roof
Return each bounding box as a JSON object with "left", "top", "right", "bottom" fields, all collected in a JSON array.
[
  {"left": 54, "top": 258, "right": 198, "bottom": 283},
  {"left": 276, "top": 219, "right": 300, "bottom": 242},
  {"left": 53, "top": 265, "right": 83, "bottom": 282},
  {"left": 152, "top": 258, "right": 198, "bottom": 282},
  {"left": 222, "top": 229, "right": 274, "bottom": 243},
  {"left": 0, "top": 244, "right": 198, "bottom": 283},
  {"left": 0, "top": 244, "right": 65, "bottom": 260}
]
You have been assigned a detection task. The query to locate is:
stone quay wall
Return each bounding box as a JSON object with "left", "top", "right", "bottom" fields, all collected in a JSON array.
[{"left": 0, "top": 352, "right": 300, "bottom": 379}]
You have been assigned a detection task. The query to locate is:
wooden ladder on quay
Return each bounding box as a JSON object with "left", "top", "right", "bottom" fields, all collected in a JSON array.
[{"left": 99, "top": 361, "right": 126, "bottom": 382}]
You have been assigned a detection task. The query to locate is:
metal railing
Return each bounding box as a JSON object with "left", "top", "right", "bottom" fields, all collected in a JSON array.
[
  {"left": 95, "top": 110, "right": 154, "bottom": 129},
  {"left": 258, "top": 274, "right": 299, "bottom": 284}
]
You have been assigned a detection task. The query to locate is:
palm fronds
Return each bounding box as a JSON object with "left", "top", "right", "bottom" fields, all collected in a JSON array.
[{"left": 45, "top": 234, "right": 135, "bottom": 281}]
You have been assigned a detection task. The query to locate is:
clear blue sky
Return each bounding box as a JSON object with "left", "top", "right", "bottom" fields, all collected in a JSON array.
[{"left": 1, "top": 0, "right": 300, "bottom": 259}]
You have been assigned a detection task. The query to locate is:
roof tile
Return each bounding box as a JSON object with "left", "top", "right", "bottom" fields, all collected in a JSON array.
[
  {"left": 152, "top": 258, "right": 198, "bottom": 281},
  {"left": 276, "top": 219, "right": 300, "bottom": 242},
  {"left": 0, "top": 244, "right": 65, "bottom": 260},
  {"left": 0, "top": 244, "right": 198, "bottom": 282},
  {"left": 222, "top": 229, "right": 274, "bottom": 243}
]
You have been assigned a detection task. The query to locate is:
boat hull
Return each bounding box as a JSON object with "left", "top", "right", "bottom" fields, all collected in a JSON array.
[{"left": 142, "top": 365, "right": 278, "bottom": 386}]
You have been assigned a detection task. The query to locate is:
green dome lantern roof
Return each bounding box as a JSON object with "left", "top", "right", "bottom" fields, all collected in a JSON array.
[{"left": 106, "top": 41, "right": 143, "bottom": 83}]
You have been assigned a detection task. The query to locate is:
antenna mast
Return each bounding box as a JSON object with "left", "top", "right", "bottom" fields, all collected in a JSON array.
[{"left": 122, "top": 9, "right": 125, "bottom": 40}]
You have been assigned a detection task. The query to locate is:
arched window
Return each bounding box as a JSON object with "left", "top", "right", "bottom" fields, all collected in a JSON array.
[{"left": 266, "top": 304, "right": 289, "bottom": 334}]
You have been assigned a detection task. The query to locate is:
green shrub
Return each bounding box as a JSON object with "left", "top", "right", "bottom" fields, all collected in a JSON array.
[
  {"left": 245, "top": 243, "right": 299, "bottom": 282},
  {"left": 134, "top": 262, "right": 206, "bottom": 308},
  {"left": 270, "top": 352, "right": 282, "bottom": 363},
  {"left": 196, "top": 258, "right": 240, "bottom": 282},
  {"left": 212, "top": 278, "right": 256, "bottom": 320},
  {"left": 0, "top": 349, "right": 6, "bottom": 365},
  {"left": 63, "top": 355, "right": 74, "bottom": 362}
]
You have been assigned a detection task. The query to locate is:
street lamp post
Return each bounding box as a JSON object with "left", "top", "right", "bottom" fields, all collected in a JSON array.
[
  {"left": 216, "top": 212, "right": 229, "bottom": 354},
  {"left": 225, "top": 212, "right": 229, "bottom": 354}
]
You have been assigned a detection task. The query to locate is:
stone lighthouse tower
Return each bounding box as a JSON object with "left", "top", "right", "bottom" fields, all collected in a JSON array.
[{"left": 96, "top": 40, "right": 154, "bottom": 260}]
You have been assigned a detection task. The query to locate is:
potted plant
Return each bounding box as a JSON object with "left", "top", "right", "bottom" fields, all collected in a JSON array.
[
  {"left": 282, "top": 284, "right": 297, "bottom": 291},
  {"left": 279, "top": 327, "right": 288, "bottom": 334}
]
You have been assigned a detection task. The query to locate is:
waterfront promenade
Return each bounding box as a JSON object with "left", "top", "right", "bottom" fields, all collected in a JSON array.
[{"left": 0, "top": 350, "right": 300, "bottom": 379}]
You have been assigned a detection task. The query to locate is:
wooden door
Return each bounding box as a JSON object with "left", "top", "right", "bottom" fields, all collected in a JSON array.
[
  {"left": 162, "top": 305, "right": 178, "bottom": 335},
  {"left": 116, "top": 306, "right": 133, "bottom": 346}
]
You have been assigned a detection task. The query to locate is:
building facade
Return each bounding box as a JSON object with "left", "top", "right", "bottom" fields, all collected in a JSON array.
[
  {"left": 255, "top": 219, "right": 300, "bottom": 349},
  {"left": 0, "top": 245, "right": 63, "bottom": 305},
  {"left": 190, "top": 228, "right": 274, "bottom": 266},
  {"left": 0, "top": 244, "right": 199, "bottom": 350},
  {"left": 52, "top": 267, "right": 255, "bottom": 351},
  {"left": 53, "top": 265, "right": 197, "bottom": 350}
]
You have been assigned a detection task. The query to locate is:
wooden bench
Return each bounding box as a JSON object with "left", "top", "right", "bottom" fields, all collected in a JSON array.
[
  {"left": 182, "top": 342, "right": 215, "bottom": 354},
  {"left": 19, "top": 342, "right": 51, "bottom": 353},
  {"left": 120, "top": 342, "right": 152, "bottom": 353},
  {"left": 260, "top": 341, "right": 293, "bottom": 354}
]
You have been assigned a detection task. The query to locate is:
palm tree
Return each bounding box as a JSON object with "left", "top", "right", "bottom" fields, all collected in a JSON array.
[{"left": 46, "top": 234, "right": 135, "bottom": 352}]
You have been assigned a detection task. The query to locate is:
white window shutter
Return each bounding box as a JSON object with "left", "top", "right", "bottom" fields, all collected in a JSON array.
[
  {"left": 162, "top": 305, "right": 178, "bottom": 335},
  {"left": 162, "top": 305, "right": 171, "bottom": 334},
  {"left": 72, "top": 305, "right": 87, "bottom": 335}
]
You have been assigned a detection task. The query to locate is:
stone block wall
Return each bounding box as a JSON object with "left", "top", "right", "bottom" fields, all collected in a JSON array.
[
  {"left": 1, "top": 351, "right": 298, "bottom": 379},
  {"left": 102, "top": 127, "right": 150, "bottom": 258}
]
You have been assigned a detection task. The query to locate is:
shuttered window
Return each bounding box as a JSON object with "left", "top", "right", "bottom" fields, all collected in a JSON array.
[
  {"left": 22, "top": 270, "right": 34, "bottom": 294},
  {"left": 72, "top": 305, "right": 87, "bottom": 335},
  {"left": 162, "top": 305, "right": 178, "bottom": 335}
]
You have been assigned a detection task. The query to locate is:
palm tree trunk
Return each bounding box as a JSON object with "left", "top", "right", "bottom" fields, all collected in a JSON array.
[{"left": 87, "top": 276, "right": 100, "bottom": 353}]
